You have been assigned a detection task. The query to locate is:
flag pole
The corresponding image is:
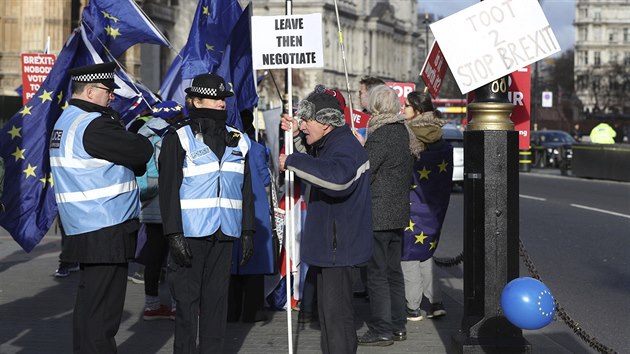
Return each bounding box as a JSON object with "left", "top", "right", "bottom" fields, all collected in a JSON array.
[
  {"left": 283, "top": 1, "right": 295, "bottom": 353},
  {"left": 333, "top": 0, "right": 355, "bottom": 131}
]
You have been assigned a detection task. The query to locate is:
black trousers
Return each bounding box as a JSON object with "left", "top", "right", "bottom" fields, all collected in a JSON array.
[
  {"left": 73, "top": 263, "right": 128, "bottom": 354},
  {"left": 366, "top": 229, "right": 407, "bottom": 336},
  {"left": 315, "top": 266, "right": 357, "bottom": 354},
  {"left": 140, "top": 223, "right": 168, "bottom": 297},
  {"left": 227, "top": 274, "right": 265, "bottom": 322},
  {"left": 168, "top": 237, "right": 233, "bottom": 354}
]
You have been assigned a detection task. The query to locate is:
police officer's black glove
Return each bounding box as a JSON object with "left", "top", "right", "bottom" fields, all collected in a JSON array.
[
  {"left": 240, "top": 232, "right": 254, "bottom": 266},
  {"left": 167, "top": 233, "right": 192, "bottom": 267}
]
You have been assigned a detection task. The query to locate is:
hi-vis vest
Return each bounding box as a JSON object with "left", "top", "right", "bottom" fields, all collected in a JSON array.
[
  {"left": 49, "top": 106, "right": 140, "bottom": 235},
  {"left": 177, "top": 125, "right": 250, "bottom": 238}
]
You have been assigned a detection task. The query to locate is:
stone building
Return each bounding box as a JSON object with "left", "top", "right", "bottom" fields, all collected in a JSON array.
[
  {"left": 1, "top": 0, "right": 427, "bottom": 121},
  {"left": 574, "top": 0, "right": 630, "bottom": 116}
]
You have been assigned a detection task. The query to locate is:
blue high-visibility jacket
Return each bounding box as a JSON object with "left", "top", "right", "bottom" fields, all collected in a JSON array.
[
  {"left": 50, "top": 105, "right": 139, "bottom": 235},
  {"left": 176, "top": 125, "right": 250, "bottom": 237}
]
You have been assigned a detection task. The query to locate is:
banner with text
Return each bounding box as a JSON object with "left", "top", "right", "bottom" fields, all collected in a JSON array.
[
  {"left": 386, "top": 81, "right": 416, "bottom": 112},
  {"left": 420, "top": 41, "right": 448, "bottom": 98},
  {"left": 430, "top": 0, "right": 559, "bottom": 94},
  {"left": 252, "top": 14, "right": 324, "bottom": 69},
  {"left": 21, "top": 53, "right": 56, "bottom": 104}
]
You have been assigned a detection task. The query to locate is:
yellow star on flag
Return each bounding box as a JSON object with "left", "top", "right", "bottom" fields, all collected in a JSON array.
[
  {"left": 48, "top": 173, "right": 54, "bottom": 187},
  {"left": 12, "top": 146, "right": 26, "bottom": 161},
  {"left": 19, "top": 105, "right": 32, "bottom": 117},
  {"left": 205, "top": 43, "right": 214, "bottom": 51},
  {"left": 418, "top": 166, "right": 431, "bottom": 180},
  {"left": 57, "top": 92, "right": 64, "bottom": 104},
  {"left": 203, "top": 6, "right": 209, "bottom": 15},
  {"left": 101, "top": 11, "right": 119, "bottom": 22},
  {"left": 438, "top": 160, "right": 449, "bottom": 172},
  {"left": 405, "top": 219, "right": 415, "bottom": 232},
  {"left": 109, "top": 27, "right": 121, "bottom": 39},
  {"left": 8, "top": 125, "right": 22, "bottom": 139},
  {"left": 39, "top": 173, "right": 54, "bottom": 188},
  {"left": 23, "top": 163, "right": 37, "bottom": 178},
  {"left": 39, "top": 89, "right": 53, "bottom": 103},
  {"left": 62, "top": 101, "right": 69, "bottom": 110},
  {"left": 429, "top": 240, "right": 438, "bottom": 250},
  {"left": 39, "top": 176, "right": 48, "bottom": 187},
  {"left": 410, "top": 184, "right": 417, "bottom": 190},
  {"left": 105, "top": 26, "right": 121, "bottom": 39},
  {"left": 415, "top": 231, "right": 428, "bottom": 244}
]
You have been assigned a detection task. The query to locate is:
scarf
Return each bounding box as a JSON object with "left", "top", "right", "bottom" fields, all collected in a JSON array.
[
  {"left": 405, "top": 111, "right": 445, "bottom": 158},
  {"left": 366, "top": 111, "right": 405, "bottom": 137}
]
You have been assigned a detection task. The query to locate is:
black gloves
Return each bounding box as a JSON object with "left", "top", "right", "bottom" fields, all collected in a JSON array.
[
  {"left": 168, "top": 233, "right": 192, "bottom": 267},
  {"left": 240, "top": 233, "right": 254, "bottom": 266}
]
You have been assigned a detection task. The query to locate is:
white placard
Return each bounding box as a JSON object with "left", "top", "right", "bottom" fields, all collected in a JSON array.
[
  {"left": 252, "top": 14, "right": 324, "bottom": 69},
  {"left": 430, "top": 0, "right": 560, "bottom": 94}
]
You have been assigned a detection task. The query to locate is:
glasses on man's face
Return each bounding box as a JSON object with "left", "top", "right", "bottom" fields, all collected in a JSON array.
[
  {"left": 404, "top": 103, "right": 412, "bottom": 108},
  {"left": 92, "top": 85, "right": 114, "bottom": 95}
]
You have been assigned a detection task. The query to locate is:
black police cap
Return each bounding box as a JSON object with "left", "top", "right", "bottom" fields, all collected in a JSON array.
[
  {"left": 68, "top": 62, "right": 120, "bottom": 90},
  {"left": 185, "top": 73, "right": 234, "bottom": 99}
]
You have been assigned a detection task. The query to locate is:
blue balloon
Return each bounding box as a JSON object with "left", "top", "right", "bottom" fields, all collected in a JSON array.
[{"left": 501, "top": 277, "right": 555, "bottom": 330}]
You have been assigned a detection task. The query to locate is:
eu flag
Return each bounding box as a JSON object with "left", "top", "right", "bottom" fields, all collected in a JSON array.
[
  {"left": 160, "top": 0, "right": 243, "bottom": 103},
  {"left": 81, "top": 0, "right": 170, "bottom": 58},
  {"left": 401, "top": 143, "right": 454, "bottom": 262},
  {"left": 0, "top": 0, "right": 169, "bottom": 252},
  {"left": 0, "top": 31, "right": 82, "bottom": 252},
  {"left": 216, "top": 4, "right": 259, "bottom": 129}
]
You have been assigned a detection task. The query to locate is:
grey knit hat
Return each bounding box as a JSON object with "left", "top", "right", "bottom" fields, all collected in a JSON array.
[{"left": 296, "top": 91, "right": 345, "bottom": 127}]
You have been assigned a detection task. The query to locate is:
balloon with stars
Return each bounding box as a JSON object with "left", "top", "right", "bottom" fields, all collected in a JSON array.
[{"left": 501, "top": 277, "right": 555, "bottom": 330}]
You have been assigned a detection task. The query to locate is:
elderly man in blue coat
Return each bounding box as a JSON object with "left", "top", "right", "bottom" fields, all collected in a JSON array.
[{"left": 279, "top": 89, "right": 373, "bottom": 354}]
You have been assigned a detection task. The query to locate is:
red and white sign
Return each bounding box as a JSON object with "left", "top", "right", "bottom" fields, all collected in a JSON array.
[
  {"left": 385, "top": 81, "right": 416, "bottom": 112},
  {"left": 21, "top": 53, "right": 56, "bottom": 104},
  {"left": 420, "top": 41, "right": 448, "bottom": 98},
  {"left": 344, "top": 107, "right": 370, "bottom": 139},
  {"left": 466, "top": 66, "right": 531, "bottom": 149}
]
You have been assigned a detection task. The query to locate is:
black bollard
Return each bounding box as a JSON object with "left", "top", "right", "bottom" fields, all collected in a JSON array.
[
  {"left": 453, "top": 76, "right": 531, "bottom": 353},
  {"left": 519, "top": 149, "right": 532, "bottom": 172}
]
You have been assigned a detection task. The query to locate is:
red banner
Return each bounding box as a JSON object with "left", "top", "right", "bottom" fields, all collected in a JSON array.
[
  {"left": 385, "top": 81, "right": 416, "bottom": 113},
  {"left": 420, "top": 41, "right": 448, "bottom": 99},
  {"left": 21, "top": 53, "right": 56, "bottom": 105}
]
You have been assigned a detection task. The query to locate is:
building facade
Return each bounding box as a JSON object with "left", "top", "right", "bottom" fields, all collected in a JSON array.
[{"left": 574, "top": 0, "right": 630, "bottom": 117}]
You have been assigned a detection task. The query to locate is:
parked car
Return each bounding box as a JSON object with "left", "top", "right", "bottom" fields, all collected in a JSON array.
[
  {"left": 530, "top": 130, "right": 576, "bottom": 169},
  {"left": 442, "top": 124, "right": 464, "bottom": 186}
]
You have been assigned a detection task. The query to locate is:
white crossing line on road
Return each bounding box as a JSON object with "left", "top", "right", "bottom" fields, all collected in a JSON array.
[
  {"left": 519, "top": 194, "right": 547, "bottom": 201},
  {"left": 570, "top": 204, "right": 630, "bottom": 219}
]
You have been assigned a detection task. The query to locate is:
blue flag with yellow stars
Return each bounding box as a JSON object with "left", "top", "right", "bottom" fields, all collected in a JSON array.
[
  {"left": 401, "top": 143, "right": 454, "bottom": 262},
  {"left": 0, "top": 1, "right": 168, "bottom": 252},
  {"left": 0, "top": 31, "right": 82, "bottom": 252},
  {"left": 81, "top": 0, "right": 169, "bottom": 58},
  {"left": 216, "top": 4, "right": 258, "bottom": 129},
  {"left": 159, "top": 0, "right": 243, "bottom": 104}
]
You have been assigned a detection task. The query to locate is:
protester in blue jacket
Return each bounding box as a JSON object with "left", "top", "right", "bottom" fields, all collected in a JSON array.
[{"left": 279, "top": 90, "right": 373, "bottom": 354}]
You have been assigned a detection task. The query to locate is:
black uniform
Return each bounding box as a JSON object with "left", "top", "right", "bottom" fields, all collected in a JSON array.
[
  {"left": 159, "top": 107, "right": 255, "bottom": 354},
  {"left": 60, "top": 98, "right": 152, "bottom": 354}
]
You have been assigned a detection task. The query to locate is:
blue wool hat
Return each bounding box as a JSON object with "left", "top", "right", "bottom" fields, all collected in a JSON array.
[{"left": 152, "top": 100, "right": 184, "bottom": 120}]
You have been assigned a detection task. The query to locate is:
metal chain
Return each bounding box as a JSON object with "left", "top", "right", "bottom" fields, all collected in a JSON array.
[
  {"left": 433, "top": 252, "right": 464, "bottom": 267},
  {"left": 432, "top": 241, "right": 618, "bottom": 353},
  {"left": 518, "top": 239, "right": 618, "bottom": 354}
]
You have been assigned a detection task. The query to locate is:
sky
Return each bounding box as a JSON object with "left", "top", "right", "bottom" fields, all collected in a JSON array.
[{"left": 421, "top": 0, "right": 575, "bottom": 57}]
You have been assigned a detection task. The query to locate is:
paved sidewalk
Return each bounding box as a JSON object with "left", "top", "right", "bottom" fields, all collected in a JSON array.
[{"left": 0, "top": 226, "right": 591, "bottom": 353}]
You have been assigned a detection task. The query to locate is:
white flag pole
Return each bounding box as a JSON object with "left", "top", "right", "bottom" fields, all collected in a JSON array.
[{"left": 283, "top": 4, "right": 294, "bottom": 354}]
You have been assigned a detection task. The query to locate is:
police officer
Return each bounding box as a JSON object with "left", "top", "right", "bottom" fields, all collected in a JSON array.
[
  {"left": 589, "top": 121, "right": 617, "bottom": 144},
  {"left": 158, "top": 73, "right": 255, "bottom": 354},
  {"left": 49, "top": 62, "right": 152, "bottom": 353}
]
